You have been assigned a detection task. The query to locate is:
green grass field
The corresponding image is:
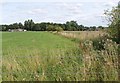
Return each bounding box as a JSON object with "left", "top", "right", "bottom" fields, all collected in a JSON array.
[
  {"left": 2, "top": 31, "right": 118, "bottom": 81},
  {"left": 2, "top": 32, "right": 76, "bottom": 56},
  {"left": 2, "top": 31, "right": 80, "bottom": 81}
]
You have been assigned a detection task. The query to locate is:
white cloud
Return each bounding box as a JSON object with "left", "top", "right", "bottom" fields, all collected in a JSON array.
[
  {"left": 2, "top": 1, "right": 118, "bottom": 26},
  {"left": 26, "top": 8, "right": 47, "bottom": 15},
  {"left": 53, "top": 2, "right": 107, "bottom": 25},
  {"left": 103, "top": 2, "right": 116, "bottom": 7},
  {"left": 56, "top": 2, "right": 83, "bottom": 15},
  {"left": 76, "top": 3, "right": 83, "bottom": 6}
]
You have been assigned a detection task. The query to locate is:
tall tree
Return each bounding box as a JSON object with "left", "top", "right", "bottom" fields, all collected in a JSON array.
[
  {"left": 24, "top": 19, "right": 34, "bottom": 31},
  {"left": 29, "top": 19, "right": 34, "bottom": 31},
  {"left": 66, "top": 21, "right": 79, "bottom": 31},
  {"left": 24, "top": 20, "right": 29, "bottom": 30},
  {"left": 18, "top": 22, "right": 24, "bottom": 29}
]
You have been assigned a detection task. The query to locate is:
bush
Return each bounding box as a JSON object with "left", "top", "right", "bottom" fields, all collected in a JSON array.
[
  {"left": 92, "top": 36, "right": 107, "bottom": 50},
  {"left": 105, "top": 5, "right": 120, "bottom": 44}
]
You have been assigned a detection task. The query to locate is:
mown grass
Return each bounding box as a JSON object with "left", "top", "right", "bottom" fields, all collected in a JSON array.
[
  {"left": 2, "top": 31, "right": 119, "bottom": 81},
  {"left": 2, "top": 32, "right": 76, "bottom": 56},
  {"left": 2, "top": 31, "right": 80, "bottom": 81}
]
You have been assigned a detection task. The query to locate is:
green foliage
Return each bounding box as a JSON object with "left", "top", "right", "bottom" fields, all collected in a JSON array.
[
  {"left": 0, "top": 25, "right": 7, "bottom": 31},
  {"left": 97, "top": 26, "right": 105, "bottom": 30},
  {"left": 46, "top": 25, "right": 56, "bottom": 31},
  {"left": 66, "top": 20, "right": 79, "bottom": 31},
  {"left": 105, "top": 3, "right": 120, "bottom": 43},
  {"left": 18, "top": 23, "right": 24, "bottom": 29},
  {"left": 55, "top": 26, "right": 63, "bottom": 32},
  {"left": 46, "top": 25, "right": 63, "bottom": 32},
  {"left": 92, "top": 36, "right": 106, "bottom": 50},
  {"left": 24, "top": 19, "right": 34, "bottom": 31}
]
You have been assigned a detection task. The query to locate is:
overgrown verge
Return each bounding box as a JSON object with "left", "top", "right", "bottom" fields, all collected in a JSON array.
[
  {"left": 79, "top": 36, "right": 118, "bottom": 81},
  {"left": 56, "top": 31, "right": 119, "bottom": 81}
]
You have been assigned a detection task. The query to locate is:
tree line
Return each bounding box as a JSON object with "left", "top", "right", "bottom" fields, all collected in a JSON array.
[{"left": 0, "top": 20, "right": 105, "bottom": 31}]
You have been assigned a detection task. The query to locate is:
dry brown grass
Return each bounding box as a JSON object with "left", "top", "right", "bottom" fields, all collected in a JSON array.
[{"left": 58, "top": 31, "right": 107, "bottom": 40}]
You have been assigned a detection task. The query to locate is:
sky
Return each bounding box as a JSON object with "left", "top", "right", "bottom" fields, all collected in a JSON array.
[{"left": 0, "top": 0, "right": 120, "bottom": 26}]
